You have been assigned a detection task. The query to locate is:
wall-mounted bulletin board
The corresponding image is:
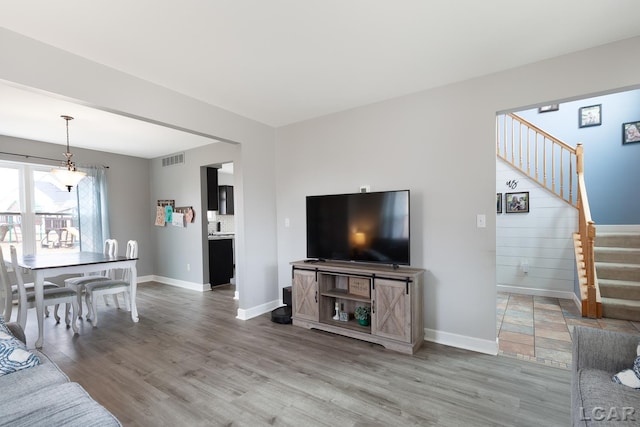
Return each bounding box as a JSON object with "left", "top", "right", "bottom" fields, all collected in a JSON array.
[{"left": 154, "top": 200, "right": 195, "bottom": 227}]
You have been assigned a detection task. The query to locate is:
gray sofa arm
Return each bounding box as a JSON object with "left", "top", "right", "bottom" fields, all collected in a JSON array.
[
  {"left": 572, "top": 326, "right": 639, "bottom": 373},
  {"left": 5, "top": 322, "right": 26, "bottom": 345}
]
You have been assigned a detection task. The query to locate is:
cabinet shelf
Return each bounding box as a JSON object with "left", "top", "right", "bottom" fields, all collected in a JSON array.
[
  {"left": 291, "top": 260, "right": 425, "bottom": 354},
  {"left": 321, "top": 289, "right": 370, "bottom": 303},
  {"left": 323, "top": 318, "right": 370, "bottom": 333}
]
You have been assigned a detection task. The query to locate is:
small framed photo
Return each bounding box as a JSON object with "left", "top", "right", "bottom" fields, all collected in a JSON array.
[
  {"left": 497, "top": 193, "right": 502, "bottom": 214},
  {"left": 538, "top": 104, "right": 559, "bottom": 113},
  {"left": 505, "top": 192, "right": 529, "bottom": 213},
  {"left": 339, "top": 311, "right": 349, "bottom": 322},
  {"left": 622, "top": 121, "right": 640, "bottom": 145},
  {"left": 579, "top": 104, "right": 601, "bottom": 128}
]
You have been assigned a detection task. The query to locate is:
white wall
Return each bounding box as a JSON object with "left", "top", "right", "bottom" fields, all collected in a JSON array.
[
  {"left": 496, "top": 158, "right": 577, "bottom": 298},
  {"left": 275, "top": 36, "right": 640, "bottom": 354}
]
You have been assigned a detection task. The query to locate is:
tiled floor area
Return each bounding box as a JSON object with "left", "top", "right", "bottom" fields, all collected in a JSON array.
[{"left": 497, "top": 292, "right": 640, "bottom": 369}]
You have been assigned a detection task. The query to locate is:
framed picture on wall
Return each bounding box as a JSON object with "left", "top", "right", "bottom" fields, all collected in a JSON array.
[
  {"left": 622, "top": 121, "right": 640, "bottom": 145},
  {"left": 579, "top": 104, "right": 602, "bottom": 128},
  {"left": 505, "top": 192, "right": 529, "bottom": 213},
  {"left": 497, "top": 193, "right": 502, "bottom": 214},
  {"left": 538, "top": 104, "right": 559, "bottom": 113}
]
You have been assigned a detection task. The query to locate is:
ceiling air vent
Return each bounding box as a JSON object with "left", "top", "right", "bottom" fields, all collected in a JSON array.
[{"left": 161, "top": 152, "right": 185, "bottom": 167}]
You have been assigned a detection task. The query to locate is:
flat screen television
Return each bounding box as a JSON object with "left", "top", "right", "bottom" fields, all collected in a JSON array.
[{"left": 306, "top": 190, "right": 410, "bottom": 266}]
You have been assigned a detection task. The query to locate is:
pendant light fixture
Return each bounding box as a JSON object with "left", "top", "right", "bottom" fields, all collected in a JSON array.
[{"left": 51, "top": 115, "right": 86, "bottom": 192}]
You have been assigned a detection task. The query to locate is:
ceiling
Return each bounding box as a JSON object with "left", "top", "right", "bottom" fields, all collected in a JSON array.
[{"left": 2, "top": 1, "right": 640, "bottom": 159}]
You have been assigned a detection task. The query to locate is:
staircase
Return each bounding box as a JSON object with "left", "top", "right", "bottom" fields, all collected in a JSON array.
[
  {"left": 496, "top": 113, "right": 600, "bottom": 318},
  {"left": 597, "top": 231, "right": 640, "bottom": 321}
]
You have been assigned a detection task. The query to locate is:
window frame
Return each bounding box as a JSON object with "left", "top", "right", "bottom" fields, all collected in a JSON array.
[{"left": 0, "top": 160, "right": 80, "bottom": 256}]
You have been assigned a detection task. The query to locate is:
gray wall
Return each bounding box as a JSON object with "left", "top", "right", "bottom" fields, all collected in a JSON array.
[
  {"left": 0, "top": 135, "right": 152, "bottom": 276},
  {"left": 150, "top": 142, "right": 238, "bottom": 285},
  {"left": 0, "top": 27, "right": 279, "bottom": 314},
  {"left": 3, "top": 25, "right": 640, "bottom": 351},
  {"left": 275, "top": 36, "right": 640, "bottom": 352}
]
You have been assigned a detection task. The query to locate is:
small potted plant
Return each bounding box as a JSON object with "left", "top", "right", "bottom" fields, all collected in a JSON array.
[{"left": 354, "top": 305, "right": 371, "bottom": 326}]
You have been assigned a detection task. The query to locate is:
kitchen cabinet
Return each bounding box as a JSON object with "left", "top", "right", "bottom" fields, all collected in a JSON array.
[
  {"left": 207, "top": 167, "right": 219, "bottom": 211},
  {"left": 218, "top": 185, "right": 234, "bottom": 215},
  {"left": 209, "top": 238, "right": 234, "bottom": 288}
]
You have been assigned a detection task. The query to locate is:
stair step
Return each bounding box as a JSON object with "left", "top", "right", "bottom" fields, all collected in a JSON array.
[
  {"left": 599, "top": 279, "right": 640, "bottom": 300},
  {"left": 596, "top": 232, "right": 640, "bottom": 249},
  {"left": 596, "top": 262, "right": 640, "bottom": 282},
  {"left": 595, "top": 247, "right": 640, "bottom": 264},
  {"left": 601, "top": 297, "right": 640, "bottom": 322}
]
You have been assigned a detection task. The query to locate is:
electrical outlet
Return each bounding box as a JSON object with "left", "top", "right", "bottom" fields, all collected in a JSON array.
[
  {"left": 359, "top": 185, "right": 370, "bottom": 193},
  {"left": 187, "top": 263, "right": 191, "bottom": 271},
  {"left": 284, "top": 217, "right": 290, "bottom": 228}
]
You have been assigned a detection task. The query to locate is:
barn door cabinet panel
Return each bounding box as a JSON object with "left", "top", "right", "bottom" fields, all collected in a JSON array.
[
  {"left": 372, "top": 278, "right": 411, "bottom": 343},
  {"left": 290, "top": 260, "right": 424, "bottom": 354},
  {"left": 292, "top": 268, "right": 319, "bottom": 322}
]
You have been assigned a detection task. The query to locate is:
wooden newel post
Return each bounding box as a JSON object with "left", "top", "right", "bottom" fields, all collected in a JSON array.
[{"left": 576, "top": 143, "right": 584, "bottom": 175}]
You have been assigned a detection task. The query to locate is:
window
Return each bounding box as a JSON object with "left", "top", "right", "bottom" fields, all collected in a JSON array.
[
  {"left": 33, "top": 168, "right": 79, "bottom": 254},
  {"left": 0, "top": 165, "right": 22, "bottom": 257},
  {"left": 0, "top": 161, "right": 80, "bottom": 257}
]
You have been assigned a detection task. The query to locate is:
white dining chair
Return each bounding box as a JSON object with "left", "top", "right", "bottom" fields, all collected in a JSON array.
[
  {"left": 85, "top": 240, "right": 138, "bottom": 327},
  {"left": 64, "top": 239, "right": 118, "bottom": 319},
  {"left": 0, "top": 246, "right": 63, "bottom": 322},
  {"left": 9, "top": 246, "right": 79, "bottom": 332}
]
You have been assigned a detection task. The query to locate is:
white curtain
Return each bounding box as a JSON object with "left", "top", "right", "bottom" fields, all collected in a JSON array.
[{"left": 76, "top": 167, "right": 110, "bottom": 253}]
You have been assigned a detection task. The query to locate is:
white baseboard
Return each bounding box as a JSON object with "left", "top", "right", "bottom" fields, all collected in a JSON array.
[
  {"left": 137, "top": 275, "right": 154, "bottom": 283},
  {"left": 597, "top": 224, "right": 640, "bottom": 233},
  {"left": 497, "top": 284, "right": 575, "bottom": 300},
  {"left": 424, "top": 328, "right": 498, "bottom": 355},
  {"left": 150, "top": 276, "right": 275, "bottom": 320},
  {"left": 236, "top": 299, "right": 280, "bottom": 320},
  {"left": 151, "top": 275, "right": 209, "bottom": 292}
]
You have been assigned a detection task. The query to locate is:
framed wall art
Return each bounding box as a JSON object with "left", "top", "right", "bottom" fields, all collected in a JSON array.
[
  {"left": 538, "top": 104, "right": 559, "bottom": 113},
  {"left": 622, "top": 121, "right": 640, "bottom": 145},
  {"left": 497, "top": 193, "right": 502, "bottom": 214},
  {"left": 505, "top": 192, "right": 529, "bottom": 213},
  {"left": 579, "top": 104, "right": 601, "bottom": 128}
]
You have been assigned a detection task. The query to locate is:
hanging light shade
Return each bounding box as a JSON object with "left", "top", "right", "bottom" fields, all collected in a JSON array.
[{"left": 51, "top": 115, "right": 86, "bottom": 192}]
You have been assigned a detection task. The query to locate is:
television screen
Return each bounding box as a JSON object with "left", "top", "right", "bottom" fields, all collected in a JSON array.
[{"left": 306, "top": 190, "right": 410, "bottom": 265}]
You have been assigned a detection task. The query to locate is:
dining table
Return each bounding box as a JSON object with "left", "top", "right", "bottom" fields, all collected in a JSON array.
[{"left": 17, "top": 251, "right": 139, "bottom": 348}]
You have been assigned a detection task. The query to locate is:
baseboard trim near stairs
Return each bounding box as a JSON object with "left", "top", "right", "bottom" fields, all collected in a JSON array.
[
  {"left": 497, "top": 285, "right": 576, "bottom": 301},
  {"left": 424, "top": 328, "right": 499, "bottom": 356}
]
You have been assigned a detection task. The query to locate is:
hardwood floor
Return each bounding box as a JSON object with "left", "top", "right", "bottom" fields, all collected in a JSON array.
[{"left": 21, "top": 283, "right": 571, "bottom": 426}]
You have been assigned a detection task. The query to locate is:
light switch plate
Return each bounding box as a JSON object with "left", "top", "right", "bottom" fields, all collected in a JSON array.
[{"left": 476, "top": 214, "right": 486, "bottom": 228}]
